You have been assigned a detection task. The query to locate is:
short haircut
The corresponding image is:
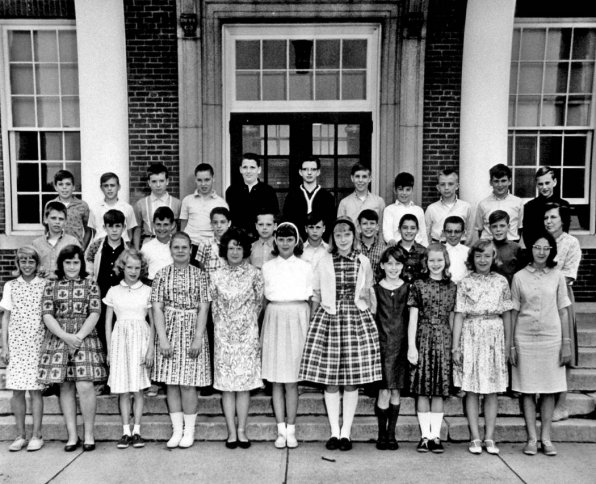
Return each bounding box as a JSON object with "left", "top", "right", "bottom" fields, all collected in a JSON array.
[
  {"left": 357, "top": 209, "right": 379, "bottom": 223},
  {"left": 399, "top": 213, "right": 419, "bottom": 229},
  {"left": 351, "top": 162, "right": 370, "bottom": 176},
  {"left": 305, "top": 211, "right": 325, "bottom": 226},
  {"left": 55, "top": 245, "right": 88, "bottom": 279},
  {"left": 153, "top": 206, "right": 175, "bottom": 223},
  {"left": 301, "top": 157, "right": 321, "bottom": 170},
  {"left": 13, "top": 245, "right": 41, "bottom": 276},
  {"left": 527, "top": 230, "right": 558, "bottom": 268},
  {"left": 100, "top": 172, "right": 119, "bottom": 185},
  {"left": 44, "top": 201, "right": 67, "bottom": 219},
  {"left": 535, "top": 166, "right": 557, "bottom": 180},
  {"left": 329, "top": 217, "right": 359, "bottom": 254},
  {"left": 210, "top": 206, "right": 231, "bottom": 221},
  {"left": 219, "top": 227, "right": 252, "bottom": 259},
  {"left": 544, "top": 202, "right": 571, "bottom": 233},
  {"left": 170, "top": 231, "right": 191, "bottom": 248},
  {"left": 54, "top": 169, "right": 75, "bottom": 185},
  {"left": 466, "top": 239, "right": 497, "bottom": 272},
  {"left": 242, "top": 152, "right": 261, "bottom": 167},
  {"left": 255, "top": 208, "right": 277, "bottom": 223},
  {"left": 114, "top": 248, "right": 148, "bottom": 279},
  {"left": 394, "top": 172, "right": 414, "bottom": 189},
  {"left": 489, "top": 163, "right": 511, "bottom": 180},
  {"left": 488, "top": 210, "right": 510, "bottom": 225},
  {"left": 423, "top": 242, "right": 452, "bottom": 282},
  {"left": 443, "top": 215, "right": 465, "bottom": 231},
  {"left": 147, "top": 163, "right": 168, "bottom": 179},
  {"left": 272, "top": 223, "right": 304, "bottom": 256},
  {"left": 103, "top": 209, "right": 125, "bottom": 226},
  {"left": 194, "top": 163, "right": 214, "bottom": 176},
  {"left": 379, "top": 245, "right": 407, "bottom": 266},
  {"left": 438, "top": 168, "right": 459, "bottom": 182}
]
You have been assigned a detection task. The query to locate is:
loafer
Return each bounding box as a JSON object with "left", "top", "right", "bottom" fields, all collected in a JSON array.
[
  {"left": 523, "top": 440, "right": 537, "bottom": 455},
  {"left": 542, "top": 441, "right": 557, "bottom": 456},
  {"left": 9, "top": 437, "right": 27, "bottom": 452},
  {"left": 416, "top": 437, "right": 429, "bottom": 453},
  {"left": 64, "top": 438, "right": 82, "bottom": 452},
  {"left": 468, "top": 439, "right": 482, "bottom": 455},
  {"left": 83, "top": 442, "right": 96, "bottom": 452},
  {"left": 386, "top": 437, "right": 399, "bottom": 451},
  {"left": 132, "top": 434, "right": 145, "bottom": 448},
  {"left": 225, "top": 440, "right": 238, "bottom": 449},
  {"left": 238, "top": 439, "right": 251, "bottom": 449},
  {"left": 375, "top": 437, "right": 388, "bottom": 450},
  {"left": 117, "top": 434, "right": 132, "bottom": 449},
  {"left": 27, "top": 437, "right": 44, "bottom": 452},
  {"left": 484, "top": 439, "right": 499, "bottom": 455},
  {"left": 325, "top": 436, "right": 340, "bottom": 450},
  {"left": 339, "top": 437, "right": 352, "bottom": 451},
  {"left": 429, "top": 438, "right": 444, "bottom": 454}
]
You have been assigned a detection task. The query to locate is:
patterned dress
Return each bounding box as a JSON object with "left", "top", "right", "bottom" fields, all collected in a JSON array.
[
  {"left": 454, "top": 272, "right": 513, "bottom": 394},
  {"left": 209, "top": 261, "right": 263, "bottom": 392},
  {"left": 151, "top": 264, "right": 211, "bottom": 386},
  {"left": 408, "top": 278, "right": 457, "bottom": 397},
  {"left": 0, "top": 276, "right": 46, "bottom": 390},
  {"left": 299, "top": 251, "right": 382, "bottom": 386},
  {"left": 38, "top": 278, "right": 107, "bottom": 383}
]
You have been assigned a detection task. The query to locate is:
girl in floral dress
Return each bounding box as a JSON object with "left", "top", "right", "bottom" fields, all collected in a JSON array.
[
  {"left": 38, "top": 245, "right": 107, "bottom": 452},
  {"left": 0, "top": 246, "right": 47, "bottom": 452},
  {"left": 299, "top": 217, "right": 381, "bottom": 452},
  {"left": 209, "top": 228, "right": 264, "bottom": 449},
  {"left": 152, "top": 232, "right": 211, "bottom": 449},
  {"left": 407, "top": 243, "right": 457, "bottom": 454},
  {"left": 452, "top": 240, "right": 513, "bottom": 456}
]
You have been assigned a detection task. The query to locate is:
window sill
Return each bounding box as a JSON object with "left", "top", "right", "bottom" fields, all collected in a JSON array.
[{"left": 0, "top": 233, "right": 40, "bottom": 250}]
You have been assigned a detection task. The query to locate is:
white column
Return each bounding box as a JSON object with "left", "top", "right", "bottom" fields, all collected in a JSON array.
[
  {"left": 75, "top": 0, "right": 129, "bottom": 202},
  {"left": 460, "top": 0, "right": 516, "bottom": 206}
]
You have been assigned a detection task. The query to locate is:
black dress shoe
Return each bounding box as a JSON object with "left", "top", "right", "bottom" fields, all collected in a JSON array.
[
  {"left": 386, "top": 437, "right": 399, "bottom": 451},
  {"left": 64, "top": 437, "right": 81, "bottom": 452},
  {"left": 325, "top": 437, "right": 340, "bottom": 450},
  {"left": 376, "top": 437, "right": 388, "bottom": 450},
  {"left": 339, "top": 437, "right": 352, "bottom": 451},
  {"left": 238, "top": 440, "right": 251, "bottom": 449},
  {"left": 225, "top": 440, "right": 238, "bottom": 449},
  {"left": 83, "top": 442, "right": 96, "bottom": 452}
]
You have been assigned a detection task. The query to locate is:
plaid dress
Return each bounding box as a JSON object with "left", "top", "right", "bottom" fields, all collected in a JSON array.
[{"left": 299, "top": 252, "right": 382, "bottom": 386}]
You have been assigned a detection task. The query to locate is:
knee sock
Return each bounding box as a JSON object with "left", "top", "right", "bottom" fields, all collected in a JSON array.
[
  {"left": 375, "top": 406, "right": 389, "bottom": 440},
  {"left": 340, "top": 390, "right": 359, "bottom": 439},
  {"left": 417, "top": 412, "right": 431, "bottom": 439},
  {"left": 324, "top": 391, "right": 341, "bottom": 438},
  {"left": 387, "top": 404, "right": 400, "bottom": 440},
  {"left": 430, "top": 412, "right": 444, "bottom": 440}
]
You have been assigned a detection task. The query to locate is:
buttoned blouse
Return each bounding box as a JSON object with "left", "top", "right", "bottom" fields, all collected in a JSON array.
[{"left": 262, "top": 255, "right": 313, "bottom": 301}]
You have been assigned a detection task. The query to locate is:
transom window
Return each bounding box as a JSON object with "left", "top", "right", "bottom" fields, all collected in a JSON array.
[
  {"left": 508, "top": 24, "right": 596, "bottom": 232},
  {"left": 1, "top": 25, "right": 80, "bottom": 232}
]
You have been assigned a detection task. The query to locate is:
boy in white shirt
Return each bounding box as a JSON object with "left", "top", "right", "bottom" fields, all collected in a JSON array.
[
  {"left": 301, "top": 212, "right": 329, "bottom": 269},
  {"left": 140, "top": 206, "right": 175, "bottom": 282},
  {"left": 442, "top": 216, "right": 469, "bottom": 284},
  {"left": 337, "top": 163, "right": 385, "bottom": 227}
]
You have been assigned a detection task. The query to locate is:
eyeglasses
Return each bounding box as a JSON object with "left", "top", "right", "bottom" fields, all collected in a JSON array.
[{"left": 532, "top": 245, "right": 552, "bottom": 252}]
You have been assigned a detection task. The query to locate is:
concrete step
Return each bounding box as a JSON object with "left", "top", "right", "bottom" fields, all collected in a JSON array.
[
  {"left": 578, "top": 326, "right": 596, "bottom": 347},
  {"left": 579, "top": 347, "right": 596, "bottom": 368},
  {"left": 2, "top": 414, "right": 595, "bottom": 443},
  {"left": 569, "top": 369, "right": 596, "bottom": 391},
  {"left": 1, "top": 391, "right": 594, "bottom": 418}
]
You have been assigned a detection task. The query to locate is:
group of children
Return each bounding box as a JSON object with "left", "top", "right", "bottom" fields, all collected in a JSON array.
[{"left": 0, "top": 158, "right": 577, "bottom": 457}]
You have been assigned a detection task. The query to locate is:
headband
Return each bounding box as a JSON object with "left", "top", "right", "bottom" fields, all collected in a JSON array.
[{"left": 276, "top": 221, "right": 300, "bottom": 238}]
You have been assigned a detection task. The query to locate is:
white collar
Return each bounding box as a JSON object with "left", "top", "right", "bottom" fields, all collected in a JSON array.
[{"left": 119, "top": 280, "right": 144, "bottom": 290}]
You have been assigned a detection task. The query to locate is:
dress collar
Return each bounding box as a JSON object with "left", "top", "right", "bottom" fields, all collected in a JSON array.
[{"left": 119, "top": 280, "right": 144, "bottom": 290}]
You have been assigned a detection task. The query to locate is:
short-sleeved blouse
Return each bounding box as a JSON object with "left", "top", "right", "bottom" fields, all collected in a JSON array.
[
  {"left": 151, "top": 264, "right": 209, "bottom": 309},
  {"left": 407, "top": 277, "right": 457, "bottom": 321},
  {"left": 455, "top": 272, "right": 513, "bottom": 316},
  {"left": 555, "top": 232, "right": 581, "bottom": 280},
  {"left": 262, "top": 256, "right": 312, "bottom": 301},
  {"left": 103, "top": 281, "right": 152, "bottom": 320},
  {"left": 41, "top": 278, "right": 101, "bottom": 319}
]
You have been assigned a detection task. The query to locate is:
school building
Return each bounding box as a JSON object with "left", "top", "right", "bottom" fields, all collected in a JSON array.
[{"left": 0, "top": 0, "right": 595, "bottom": 300}]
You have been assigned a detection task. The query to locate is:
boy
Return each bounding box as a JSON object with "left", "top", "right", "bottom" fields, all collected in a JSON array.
[
  {"left": 337, "top": 162, "right": 385, "bottom": 227},
  {"left": 250, "top": 210, "right": 277, "bottom": 269},
  {"left": 301, "top": 212, "right": 329, "bottom": 269},
  {"left": 46, "top": 169, "right": 91, "bottom": 249},
  {"left": 442, "top": 216, "right": 470, "bottom": 284},
  {"left": 141, "top": 206, "right": 175, "bottom": 282},
  {"left": 225, "top": 153, "right": 279, "bottom": 238},
  {"left": 475, "top": 164, "right": 524, "bottom": 242},
  {"left": 425, "top": 169, "right": 472, "bottom": 244},
  {"left": 522, "top": 166, "right": 570, "bottom": 248},
  {"left": 488, "top": 210, "right": 524, "bottom": 285},
  {"left": 394, "top": 213, "right": 426, "bottom": 284},
  {"left": 383, "top": 172, "right": 428, "bottom": 247},
  {"left": 194, "top": 207, "right": 232, "bottom": 274},
  {"left": 358, "top": 209, "right": 386, "bottom": 282},
  {"left": 282, "top": 157, "right": 336, "bottom": 241},
  {"left": 133, "top": 163, "right": 181, "bottom": 250},
  {"left": 32, "top": 201, "right": 80, "bottom": 278},
  {"left": 180, "top": 163, "right": 228, "bottom": 245},
  {"left": 89, "top": 172, "right": 137, "bottom": 242}
]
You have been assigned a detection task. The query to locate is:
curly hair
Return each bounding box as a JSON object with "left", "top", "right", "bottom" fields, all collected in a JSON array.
[
  {"left": 114, "top": 248, "right": 149, "bottom": 279},
  {"left": 55, "top": 245, "right": 88, "bottom": 280},
  {"left": 218, "top": 227, "right": 252, "bottom": 259}
]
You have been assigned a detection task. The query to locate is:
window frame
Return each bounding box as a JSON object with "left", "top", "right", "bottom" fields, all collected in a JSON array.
[{"left": 0, "top": 20, "right": 78, "bottom": 236}]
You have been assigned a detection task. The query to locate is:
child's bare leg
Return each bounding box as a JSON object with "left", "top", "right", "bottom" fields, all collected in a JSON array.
[
  {"left": 222, "top": 391, "right": 237, "bottom": 441},
  {"left": 179, "top": 385, "right": 198, "bottom": 415},
  {"left": 119, "top": 393, "right": 131, "bottom": 428},
  {"left": 76, "top": 381, "right": 97, "bottom": 444},
  {"left": 30, "top": 390, "right": 44, "bottom": 439},
  {"left": 284, "top": 383, "right": 298, "bottom": 425},
  {"left": 11, "top": 390, "right": 26, "bottom": 439},
  {"left": 465, "top": 392, "right": 481, "bottom": 441},
  {"left": 389, "top": 389, "right": 400, "bottom": 406},
  {"left": 236, "top": 391, "right": 250, "bottom": 442},
  {"left": 59, "top": 382, "right": 78, "bottom": 444},
  {"left": 272, "top": 383, "right": 285, "bottom": 424},
  {"left": 417, "top": 395, "right": 430, "bottom": 413},
  {"left": 377, "top": 388, "right": 390, "bottom": 410},
  {"left": 521, "top": 394, "right": 537, "bottom": 442},
  {"left": 483, "top": 393, "right": 497, "bottom": 441},
  {"left": 166, "top": 384, "right": 181, "bottom": 412},
  {"left": 430, "top": 396, "right": 444, "bottom": 413},
  {"left": 132, "top": 391, "right": 144, "bottom": 427}
]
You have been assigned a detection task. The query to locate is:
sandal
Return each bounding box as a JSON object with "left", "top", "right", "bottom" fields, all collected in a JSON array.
[
  {"left": 484, "top": 439, "right": 500, "bottom": 455},
  {"left": 468, "top": 439, "right": 482, "bottom": 454}
]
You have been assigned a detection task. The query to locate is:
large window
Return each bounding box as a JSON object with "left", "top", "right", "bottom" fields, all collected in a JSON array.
[
  {"left": 508, "top": 24, "right": 596, "bottom": 232},
  {"left": 1, "top": 25, "right": 80, "bottom": 232}
]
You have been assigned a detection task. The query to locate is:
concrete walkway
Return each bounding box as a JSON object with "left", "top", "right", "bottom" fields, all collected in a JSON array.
[{"left": 1, "top": 442, "right": 595, "bottom": 483}]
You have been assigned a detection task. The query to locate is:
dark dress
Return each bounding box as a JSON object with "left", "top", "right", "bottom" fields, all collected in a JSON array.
[
  {"left": 373, "top": 283, "right": 409, "bottom": 389},
  {"left": 395, "top": 241, "right": 426, "bottom": 283},
  {"left": 407, "top": 278, "right": 456, "bottom": 397}
]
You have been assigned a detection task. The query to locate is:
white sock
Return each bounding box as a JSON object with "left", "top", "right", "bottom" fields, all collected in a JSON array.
[
  {"left": 324, "top": 391, "right": 341, "bottom": 438},
  {"left": 277, "top": 422, "right": 287, "bottom": 436},
  {"left": 430, "top": 412, "right": 444, "bottom": 439},
  {"left": 340, "top": 390, "right": 359, "bottom": 439},
  {"left": 123, "top": 425, "right": 131, "bottom": 436},
  {"left": 417, "top": 412, "right": 431, "bottom": 439},
  {"left": 133, "top": 424, "right": 141, "bottom": 436}
]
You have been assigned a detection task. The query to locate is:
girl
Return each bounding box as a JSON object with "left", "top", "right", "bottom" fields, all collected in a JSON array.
[
  {"left": 299, "top": 217, "right": 381, "bottom": 452},
  {"left": 104, "top": 249, "right": 154, "bottom": 449},
  {"left": 373, "top": 246, "right": 409, "bottom": 451},
  {"left": 452, "top": 240, "right": 512, "bottom": 455},
  {"left": 38, "top": 245, "right": 107, "bottom": 452},
  {"left": 261, "top": 222, "right": 312, "bottom": 449},
  {"left": 151, "top": 232, "right": 211, "bottom": 449},
  {"left": 209, "top": 228, "right": 264, "bottom": 449},
  {"left": 395, "top": 214, "right": 426, "bottom": 283},
  {"left": 511, "top": 231, "right": 571, "bottom": 456},
  {"left": 407, "top": 243, "right": 457, "bottom": 453},
  {"left": 0, "top": 246, "right": 47, "bottom": 452}
]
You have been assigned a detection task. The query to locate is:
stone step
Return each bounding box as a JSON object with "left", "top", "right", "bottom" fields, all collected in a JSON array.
[
  {"left": 578, "top": 326, "right": 596, "bottom": 347},
  {"left": 579, "top": 347, "right": 596, "bottom": 368},
  {"left": 569, "top": 369, "right": 596, "bottom": 391},
  {"left": 1, "top": 391, "right": 594, "bottom": 418},
  {"left": 1, "top": 414, "right": 595, "bottom": 443}
]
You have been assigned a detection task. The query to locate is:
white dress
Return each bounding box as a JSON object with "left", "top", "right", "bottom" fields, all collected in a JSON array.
[
  {"left": 0, "top": 277, "right": 46, "bottom": 390},
  {"left": 103, "top": 281, "right": 152, "bottom": 393}
]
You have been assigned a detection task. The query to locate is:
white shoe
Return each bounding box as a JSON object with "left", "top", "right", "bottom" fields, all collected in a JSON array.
[
  {"left": 178, "top": 414, "right": 197, "bottom": 448},
  {"left": 167, "top": 412, "right": 184, "bottom": 448},
  {"left": 275, "top": 433, "right": 286, "bottom": 448},
  {"left": 27, "top": 437, "right": 44, "bottom": 452},
  {"left": 9, "top": 437, "right": 27, "bottom": 452},
  {"left": 286, "top": 425, "right": 298, "bottom": 448}
]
